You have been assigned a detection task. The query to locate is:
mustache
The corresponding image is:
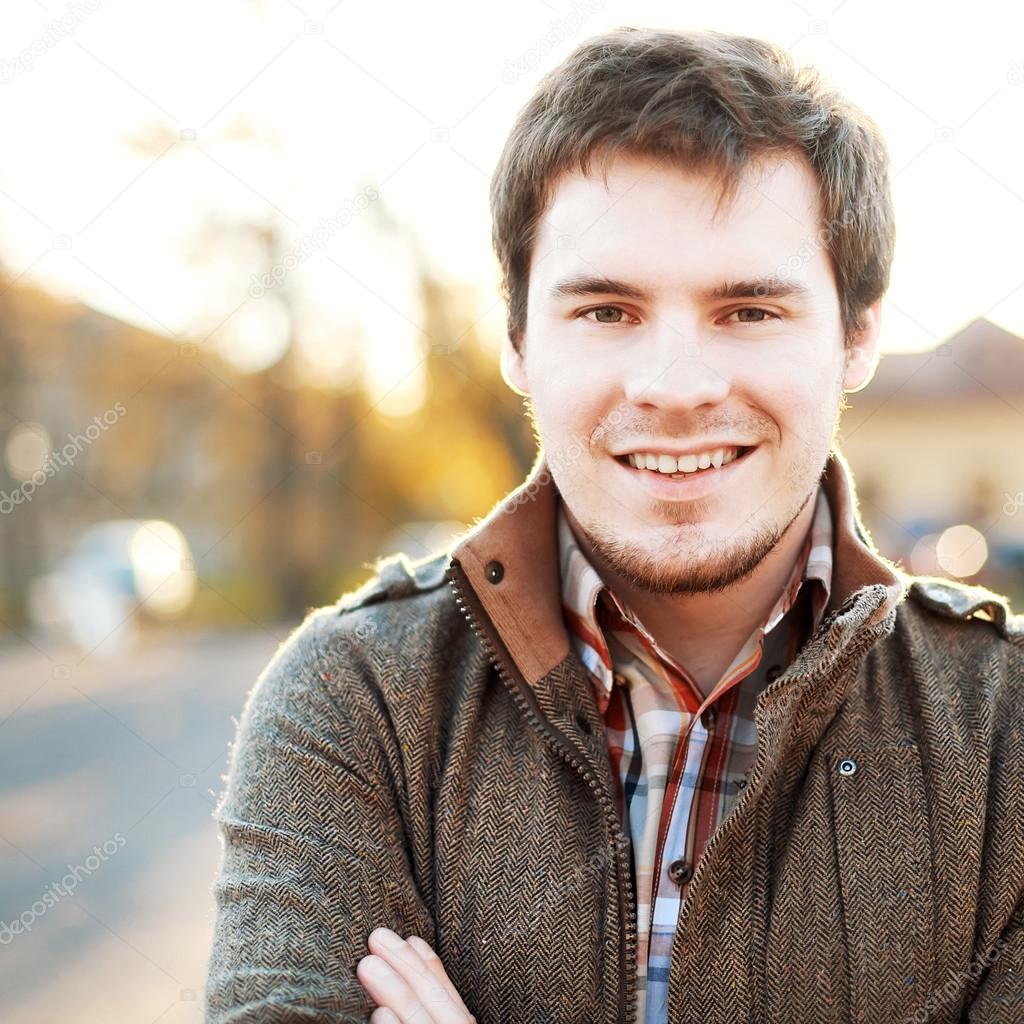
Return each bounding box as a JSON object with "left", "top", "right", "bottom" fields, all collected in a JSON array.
[{"left": 591, "top": 421, "right": 765, "bottom": 448}]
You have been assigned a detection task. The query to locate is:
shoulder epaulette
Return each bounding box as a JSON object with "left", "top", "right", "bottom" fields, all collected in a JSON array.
[
  {"left": 908, "top": 577, "right": 1022, "bottom": 641},
  {"left": 337, "top": 549, "right": 451, "bottom": 614}
]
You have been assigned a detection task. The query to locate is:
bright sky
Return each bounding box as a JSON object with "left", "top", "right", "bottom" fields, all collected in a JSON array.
[{"left": 2, "top": 0, "right": 1023, "bottom": 411}]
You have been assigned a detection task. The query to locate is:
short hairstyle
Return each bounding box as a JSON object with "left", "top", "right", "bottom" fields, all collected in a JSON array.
[{"left": 490, "top": 26, "right": 896, "bottom": 352}]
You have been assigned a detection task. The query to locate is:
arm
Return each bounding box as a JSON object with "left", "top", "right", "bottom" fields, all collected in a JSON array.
[{"left": 205, "top": 608, "right": 435, "bottom": 1023}]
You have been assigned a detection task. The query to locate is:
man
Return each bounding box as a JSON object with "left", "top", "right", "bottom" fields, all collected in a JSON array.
[{"left": 206, "top": 27, "right": 1024, "bottom": 1024}]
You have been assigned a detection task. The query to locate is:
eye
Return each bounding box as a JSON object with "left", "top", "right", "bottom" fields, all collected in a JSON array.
[
  {"left": 722, "top": 307, "right": 780, "bottom": 324},
  {"left": 577, "top": 305, "right": 635, "bottom": 325}
]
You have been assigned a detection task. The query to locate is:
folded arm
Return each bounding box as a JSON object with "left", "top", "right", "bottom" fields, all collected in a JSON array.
[{"left": 206, "top": 609, "right": 435, "bottom": 1023}]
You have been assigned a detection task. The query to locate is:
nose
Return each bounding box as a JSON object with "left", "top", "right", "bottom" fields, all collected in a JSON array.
[{"left": 622, "top": 322, "right": 731, "bottom": 411}]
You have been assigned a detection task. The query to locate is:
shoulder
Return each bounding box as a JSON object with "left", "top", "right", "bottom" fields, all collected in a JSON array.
[
  {"left": 336, "top": 549, "right": 452, "bottom": 616},
  {"left": 904, "top": 574, "right": 1024, "bottom": 645},
  {"left": 231, "top": 551, "right": 457, "bottom": 767},
  {"left": 899, "top": 575, "right": 1024, "bottom": 677},
  {"left": 247, "top": 549, "right": 454, "bottom": 705},
  {"left": 899, "top": 574, "right": 1024, "bottom": 730},
  {"left": 332, "top": 548, "right": 459, "bottom": 656}
]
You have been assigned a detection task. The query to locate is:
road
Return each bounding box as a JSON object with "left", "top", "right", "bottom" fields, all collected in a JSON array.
[{"left": 0, "top": 622, "right": 292, "bottom": 1024}]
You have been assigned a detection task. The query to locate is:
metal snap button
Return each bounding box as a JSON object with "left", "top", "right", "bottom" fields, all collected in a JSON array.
[
  {"left": 484, "top": 560, "right": 504, "bottom": 584},
  {"left": 837, "top": 757, "right": 858, "bottom": 776},
  {"left": 668, "top": 858, "right": 693, "bottom": 885}
]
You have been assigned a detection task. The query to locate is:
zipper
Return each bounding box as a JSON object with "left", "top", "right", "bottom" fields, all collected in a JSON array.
[
  {"left": 677, "top": 594, "right": 860, "bottom": 912},
  {"left": 668, "top": 589, "right": 872, "bottom": 1018},
  {"left": 446, "top": 560, "right": 638, "bottom": 1024}
]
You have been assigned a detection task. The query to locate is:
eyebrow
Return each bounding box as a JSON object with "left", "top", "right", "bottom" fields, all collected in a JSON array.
[{"left": 547, "top": 273, "right": 812, "bottom": 303}]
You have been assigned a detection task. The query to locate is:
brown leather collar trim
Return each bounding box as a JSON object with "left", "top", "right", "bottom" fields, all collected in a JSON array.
[{"left": 450, "top": 446, "right": 907, "bottom": 687}]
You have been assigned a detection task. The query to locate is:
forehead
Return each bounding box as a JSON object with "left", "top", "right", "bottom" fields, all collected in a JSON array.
[{"left": 531, "top": 151, "right": 832, "bottom": 294}]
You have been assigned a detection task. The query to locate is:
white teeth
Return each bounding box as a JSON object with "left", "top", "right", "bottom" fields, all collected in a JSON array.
[{"left": 625, "top": 446, "right": 743, "bottom": 475}]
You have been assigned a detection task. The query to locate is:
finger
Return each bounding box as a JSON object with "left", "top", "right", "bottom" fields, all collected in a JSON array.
[
  {"left": 370, "top": 1009, "right": 401, "bottom": 1024},
  {"left": 405, "top": 935, "right": 474, "bottom": 1019},
  {"left": 356, "top": 954, "right": 433, "bottom": 1024},
  {"left": 366, "top": 929, "right": 469, "bottom": 1023}
]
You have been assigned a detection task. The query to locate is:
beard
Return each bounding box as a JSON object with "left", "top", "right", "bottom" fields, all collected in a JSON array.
[
  {"left": 571, "top": 480, "right": 818, "bottom": 595},
  {"left": 560, "top": 431, "right": 828, "bottom": 596}
]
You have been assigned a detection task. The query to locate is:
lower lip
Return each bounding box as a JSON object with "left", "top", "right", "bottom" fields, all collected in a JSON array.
[{"left": 613, "top": 446, "right": 759, "bottom": 502}]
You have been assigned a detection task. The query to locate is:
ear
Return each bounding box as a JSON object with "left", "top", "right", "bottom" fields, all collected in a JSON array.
[
  {"left": 842, "top": 298, "right": 883, "bottom": 393},
  {"left": 500, "top": 332, "right": 530, "bottom": 397}
]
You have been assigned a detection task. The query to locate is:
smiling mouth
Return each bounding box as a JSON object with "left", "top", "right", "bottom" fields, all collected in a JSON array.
[{"left": 614, "top": 445, "right": 757, "bottom": 479}]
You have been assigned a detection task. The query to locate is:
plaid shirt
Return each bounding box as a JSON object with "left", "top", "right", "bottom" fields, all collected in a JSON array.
[{"left": 557, "top": 484, "right": 834, "bottom": 1024}]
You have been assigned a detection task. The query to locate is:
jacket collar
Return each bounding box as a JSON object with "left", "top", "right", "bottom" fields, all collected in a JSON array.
[{"left": 450, "top": 445, "right": 908, "bottom": 688}]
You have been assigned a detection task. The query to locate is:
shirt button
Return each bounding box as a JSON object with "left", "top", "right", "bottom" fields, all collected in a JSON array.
[
  {"left": 702, "top": 708, "right": 716, "bottom": 729},
  {"left": 668, "top": 858, "right": 693, "bottom": 885}
]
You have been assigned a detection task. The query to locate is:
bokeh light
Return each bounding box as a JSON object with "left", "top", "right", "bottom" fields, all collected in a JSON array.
[{"left": 935, "top": 523, "right": 989, "bottom": 578}]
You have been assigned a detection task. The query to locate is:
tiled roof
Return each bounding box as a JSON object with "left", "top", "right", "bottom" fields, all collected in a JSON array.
[{"left": 853, "top": 318, "right": 1024, "bottom": 406}]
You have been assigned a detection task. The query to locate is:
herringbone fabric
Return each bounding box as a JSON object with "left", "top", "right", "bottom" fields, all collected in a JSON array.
[{"left": 206, "top": 448, "right": 1024, "bottom": 1024}]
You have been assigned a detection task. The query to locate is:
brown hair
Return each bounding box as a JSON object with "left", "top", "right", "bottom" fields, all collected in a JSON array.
[{"left": 490, "top": 26, "right": 895, "bottom": 352}]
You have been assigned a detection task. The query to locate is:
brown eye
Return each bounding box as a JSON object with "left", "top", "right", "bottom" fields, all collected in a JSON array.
[
  {"left": 730, "top": 308, "right": 775, "bottom": 323},
  {"left": 589, "top": 306, "right": 625, "bottom": 323}
]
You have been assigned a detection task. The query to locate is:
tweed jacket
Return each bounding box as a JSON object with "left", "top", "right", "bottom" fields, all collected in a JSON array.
[{"left": 206, "top": 446, "right": 1024, "bottom": 1024}]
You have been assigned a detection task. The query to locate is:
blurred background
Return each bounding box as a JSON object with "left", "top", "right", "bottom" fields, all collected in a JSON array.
[{"left": 0, "top": 1, "right": 1022, "bottom": 1021}]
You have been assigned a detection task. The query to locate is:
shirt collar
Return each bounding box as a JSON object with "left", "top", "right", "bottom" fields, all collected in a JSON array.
[{"left": 557, "top": 483, "right": 834, "bottom": 701}]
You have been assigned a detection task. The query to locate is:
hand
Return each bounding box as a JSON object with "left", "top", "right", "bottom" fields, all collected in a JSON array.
[{"left": 356, "top": 927, "right": 477, "bottom": 1024}]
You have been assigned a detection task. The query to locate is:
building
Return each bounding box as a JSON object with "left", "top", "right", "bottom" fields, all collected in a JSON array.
[{"left": 840, "top": 317, "right": 1024, "bottom": 597}]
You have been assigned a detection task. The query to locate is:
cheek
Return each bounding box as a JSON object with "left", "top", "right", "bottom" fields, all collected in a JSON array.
[
  {"left": 750, "top": 362, "right": 836, "bottom": 423},
  {"left": 535, "top": 362, "right": 618, "bottom": 433}
]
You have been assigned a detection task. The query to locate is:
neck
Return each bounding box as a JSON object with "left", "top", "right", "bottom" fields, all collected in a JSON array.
[{"left": 564, "top": 495, "right": 817, "bottom": 699}]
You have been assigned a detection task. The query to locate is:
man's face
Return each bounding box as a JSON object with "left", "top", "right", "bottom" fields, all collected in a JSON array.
[{"left": 503, "top": 150, "right": 881, "bottom": 595}]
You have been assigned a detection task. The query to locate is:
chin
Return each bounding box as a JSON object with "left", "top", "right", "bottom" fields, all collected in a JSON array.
[{"left": 586, "top": 518, "right": 783, "bottom": 596}]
